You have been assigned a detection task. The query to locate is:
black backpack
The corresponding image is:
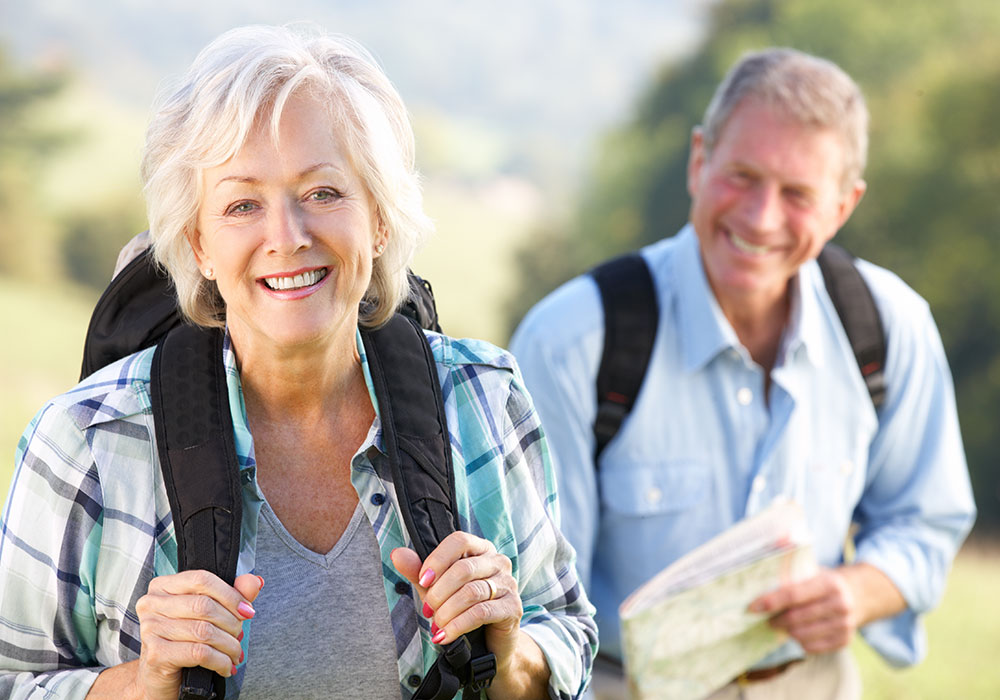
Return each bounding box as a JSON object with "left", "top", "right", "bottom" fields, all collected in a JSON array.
[
  {"left": 81, "top": 248, "right": 493, "bottom": 700},
  {"left": 590, "top": 243, "right": 887, "bottom": 460}
]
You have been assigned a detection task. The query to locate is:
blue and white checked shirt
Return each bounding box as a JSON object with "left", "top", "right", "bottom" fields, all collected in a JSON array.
[
  {"left": 510, "top": 225, "right": 975, "bottom": 668},
  {"left": 0, "top": 329, "right": 597, "bottom": 699}
]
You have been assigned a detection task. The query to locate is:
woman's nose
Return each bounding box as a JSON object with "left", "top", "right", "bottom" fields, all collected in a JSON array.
[{"left": 265, "top": 201, "right": 311, "bottom": 255}]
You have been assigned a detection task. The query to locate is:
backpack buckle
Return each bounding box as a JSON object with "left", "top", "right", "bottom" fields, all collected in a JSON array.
[
  {"left": 468, "top": 652, "right": 497, "bottom": 691},
  {"left": 594, "top": 395, "right": 629, "bottom": 445}
]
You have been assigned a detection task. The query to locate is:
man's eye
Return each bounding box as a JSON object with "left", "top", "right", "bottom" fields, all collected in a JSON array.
[{"left": 784, "top": 189, "right": 811, "bottom": 206}]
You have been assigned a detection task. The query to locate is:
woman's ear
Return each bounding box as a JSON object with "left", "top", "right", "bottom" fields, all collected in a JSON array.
[
  {"left": 185, "top": 228, "right": 213, "bottom": 278},
  {"left": 373, "top": 215, "right": 389, "bottom": 257}
]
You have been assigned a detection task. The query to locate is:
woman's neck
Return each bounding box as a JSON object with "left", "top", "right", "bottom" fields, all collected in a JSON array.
[{"left": 234, "top": 325, "right": 367, "bottom": 427}]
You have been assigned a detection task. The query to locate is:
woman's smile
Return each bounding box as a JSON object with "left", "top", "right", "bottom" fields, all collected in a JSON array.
[{"left": 260, "top": 266, "right": 330, "bottom": 294}]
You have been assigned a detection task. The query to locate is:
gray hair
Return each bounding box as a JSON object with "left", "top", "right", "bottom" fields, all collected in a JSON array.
[
  {"left": 141, "top": 24, "right": 433, "bottom": 328},
  {"left": 701, "top": 47, "right": 869, "bottom": 189}
]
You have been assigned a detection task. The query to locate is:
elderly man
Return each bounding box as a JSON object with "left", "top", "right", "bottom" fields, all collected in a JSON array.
[{"left": 510, "top": 48, "right": 975, "bottom": 699}]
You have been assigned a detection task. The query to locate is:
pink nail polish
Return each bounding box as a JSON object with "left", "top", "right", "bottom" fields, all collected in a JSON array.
[
  {"left": 422, "top": 601, "right": 434, "bottom": 618},
  {"left": 239, "top": 650, "right": 244, "bottom": 663},
  {"left": 431, "top": 621, "right": 440, "bottom": 636},
  {"left": 419, "top": 569, "right": 436, "bottom": 587},
  {"left": 237, "top": 601, "right": 255, "bottom": 619},
  {"left": 237, "top": 629, "right": 244, "bottom": 642},
  {"left": 231, "top": 664, "right": 237, "bottom": 677},
  {"left": 431, "top": 629, "right": 446, "bottom": 644},
  {"left": 257, "top": 575, "right": 265, "bottom": 589}
]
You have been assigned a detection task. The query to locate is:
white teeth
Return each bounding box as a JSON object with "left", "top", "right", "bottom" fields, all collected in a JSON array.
[
  {"left": 729, "top": 232, "right": 769, "bottom": 255},
  {"left": 264, "top": 268, "right": 327, "bottom": 291}
]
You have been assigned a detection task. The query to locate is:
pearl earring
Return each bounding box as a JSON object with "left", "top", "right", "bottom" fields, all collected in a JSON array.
[
  {"left": 375, "top": 243, "right": 385, "bottom": 255},
  {"left": 203, "top": 268, "right": 214, "bottom": 279}
]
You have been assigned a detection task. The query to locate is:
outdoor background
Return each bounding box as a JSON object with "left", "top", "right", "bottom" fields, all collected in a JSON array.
[{"left": 1, "top": 0, "right": 998, "bottom": 696}]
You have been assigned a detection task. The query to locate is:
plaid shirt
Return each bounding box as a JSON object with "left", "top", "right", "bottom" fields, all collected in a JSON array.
[{"left": 1, "top": 330, "right": 596, "bottom": 699}]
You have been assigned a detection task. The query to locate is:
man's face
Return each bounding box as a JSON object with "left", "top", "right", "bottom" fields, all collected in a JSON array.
[{"left": 687, "top": 98, "right": 865, "bottom": 311}]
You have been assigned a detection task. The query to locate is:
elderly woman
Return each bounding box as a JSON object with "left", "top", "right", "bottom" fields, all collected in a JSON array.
[{"left": 0, "top": 24, "right": 596, "bottom": 700}]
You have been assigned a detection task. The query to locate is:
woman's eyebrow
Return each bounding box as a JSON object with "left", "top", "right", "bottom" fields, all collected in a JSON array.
[{"left": 212, "top": 162, "right": 341, "bottom": 190}]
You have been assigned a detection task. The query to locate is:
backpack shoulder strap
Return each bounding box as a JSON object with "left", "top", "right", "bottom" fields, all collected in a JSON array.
[
  {"left": 150, "top": 323, "right": 241, "bottom": 700},
  {"left": 816, "top": 243, "right": 888, "bottom": 409},
  {"left": 361, "top": 314, "right": 495, "bottom": 699},
  {"left": 589, "top": 253, "right": 660, "bottom": 462},
  {"left": 361, "top": 315, "right": 457, "bottom": 558}
]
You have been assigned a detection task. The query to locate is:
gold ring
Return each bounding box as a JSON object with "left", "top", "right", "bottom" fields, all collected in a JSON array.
[{"left": 485, "top": 577, "right": 498, "bottom": 601}]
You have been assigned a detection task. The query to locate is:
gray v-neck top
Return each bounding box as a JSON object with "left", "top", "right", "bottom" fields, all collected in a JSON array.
[{"left": 238, "top": 499, "right": 402, "bottom": 699}]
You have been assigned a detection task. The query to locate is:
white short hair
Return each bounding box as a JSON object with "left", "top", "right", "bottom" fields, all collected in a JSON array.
[
  {"left": 701, "top": 47, "right": 869, "bottom": 189},
  {"left": 141, "top": 24, "right": 433, "bottom": 328}
]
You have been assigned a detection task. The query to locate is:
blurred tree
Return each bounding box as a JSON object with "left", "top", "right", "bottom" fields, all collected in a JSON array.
[
  {"left": 505, "top": 0, "right": 1000, "bottom": 529},
  {"left": 60, "top": 196, "right": 148, "bottom": 289},
  {"left": 0, "top": 48, "right": 72, "bottom": 278}
]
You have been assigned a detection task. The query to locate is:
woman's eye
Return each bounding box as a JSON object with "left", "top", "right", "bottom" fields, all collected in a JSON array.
[
  {"left": 308, "top": 188, "right": 340, "bottom": 202},
  {"left": 226, "top": 201, "right": 258, "bottom": 216}
]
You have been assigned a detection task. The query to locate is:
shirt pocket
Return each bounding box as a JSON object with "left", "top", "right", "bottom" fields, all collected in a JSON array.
[{"left": 600, "top": 460, "right": 710, "bottom": 516}]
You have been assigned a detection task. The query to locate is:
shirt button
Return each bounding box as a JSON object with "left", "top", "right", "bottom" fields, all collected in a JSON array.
[
  {"left": 407, "top": 674, "right": 422, "bottom": 688},
  {"left": 737, "top": 387, "right": 753, "bottom": 406},
  {"left": 646, "top": 487, "right": 663, "bottom": 504},
  {"left": 371, "top": 493, "right": 386, "bottom": 506},
  {"left": 751, "top": 475, "right": 766, "bottom": 494},
  {"left": 395, "top": 581, "right": 412, "bottom": 595}
]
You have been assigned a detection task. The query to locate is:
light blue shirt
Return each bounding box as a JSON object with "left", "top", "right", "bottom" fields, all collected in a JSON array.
[{"left": 510, "top": 225, "right": 975, "bottom": 668}]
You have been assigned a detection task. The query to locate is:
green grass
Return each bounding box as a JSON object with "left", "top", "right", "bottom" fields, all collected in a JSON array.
[
  {"left": 0, "top": 275, "right": 95, "bottom": 505},
  {"left": 853, "top": 541, "right": 1000, "bottom": 699},
  {"left": 2, "top": 276, "right": 998, "bottom": 698}
]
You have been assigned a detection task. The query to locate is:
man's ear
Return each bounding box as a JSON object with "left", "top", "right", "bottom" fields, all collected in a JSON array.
[
  {"left": 687, "top": 127, "right": 707, "bottom": 199},
  {"left": 836, "top": 179, "right": 867, "bottom": 229}
]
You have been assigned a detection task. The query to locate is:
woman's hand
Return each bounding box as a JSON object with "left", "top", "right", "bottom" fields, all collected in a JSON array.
[
  {"left": 392, "top": 533, "right": 550, "bottom": 698},
  {"left": 131, "top": 571, "right": 264, "bottom": 700}
]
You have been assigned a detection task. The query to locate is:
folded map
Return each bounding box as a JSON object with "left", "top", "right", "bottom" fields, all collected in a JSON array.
[{"left": 619, "top": 499, "right": 817, "bottom": 699}]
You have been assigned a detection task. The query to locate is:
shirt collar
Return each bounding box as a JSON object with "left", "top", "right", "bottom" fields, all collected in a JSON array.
[
  {"left": 673, "top": 224, "right": 742, "bottom": 372},
  {"left": 223, "top": 331, "right": 257, "bottom": 475},
  {"left": 785, "top": 260, "right": 826, "bottom": 370},
  {"left": 672, "top": 225, "right": 824, "bottom": 372}
]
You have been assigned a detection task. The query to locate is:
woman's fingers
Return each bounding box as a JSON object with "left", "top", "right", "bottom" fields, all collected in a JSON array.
[
  {"left": 135, "top": 569, "right": 264, "bottom": 695},
  {"left": 390, "top": 532, "right": 521, "bottom": 650},
  {"left": 139, "top": 618, "right": 243, "bottom": 677},
  {"left": 418, "top": 532, "right": 507, "bottom": 599},
  {"left": 430, "top": 575, "right": 521, "bottom": 644},
  {"left": 139, "top": 593, "right": 249, "bottom": 647}
]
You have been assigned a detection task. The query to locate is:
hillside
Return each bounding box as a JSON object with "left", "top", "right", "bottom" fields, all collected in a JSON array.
[{"left": 0, "top": 276, "right": 95, "bottom": 506}]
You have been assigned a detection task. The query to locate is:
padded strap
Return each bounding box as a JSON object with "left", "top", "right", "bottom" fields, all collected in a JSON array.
[
  {"left": 361, "top": 315, "right": 456, "bottom": 559},
  {"left": 361, "top": 315, "right": 495, "bottom": 698},
  {"left": 151, "top": 324, "right": 242, "bottom": 700},
  {"left": 590, "top": 253, "right": 660, "bottom": 462},
  {"left": 817, "top": 244, "right": 888, "bottom": 408}
]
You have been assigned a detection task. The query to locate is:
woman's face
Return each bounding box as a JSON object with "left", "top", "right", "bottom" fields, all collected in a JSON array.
[{"left": 190, "top": 92, "right": 385, "bottom": 357}]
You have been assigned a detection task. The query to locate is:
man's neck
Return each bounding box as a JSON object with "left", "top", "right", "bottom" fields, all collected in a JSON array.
[{"left": 717, "top": 283, "right": 792, "bottom": 374}]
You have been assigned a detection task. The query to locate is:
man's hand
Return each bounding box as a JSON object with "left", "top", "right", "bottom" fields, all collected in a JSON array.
[{"left": 749, "top": 563, "right": 906, "bottom": 654}]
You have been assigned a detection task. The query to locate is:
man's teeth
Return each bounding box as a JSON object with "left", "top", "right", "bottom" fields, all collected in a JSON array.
[
  {"left": 729, "top": 233, "right": 769, "bottom": 255},
  {"left": 264, "top": 268, "right": 327, "bottom": 290}
]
